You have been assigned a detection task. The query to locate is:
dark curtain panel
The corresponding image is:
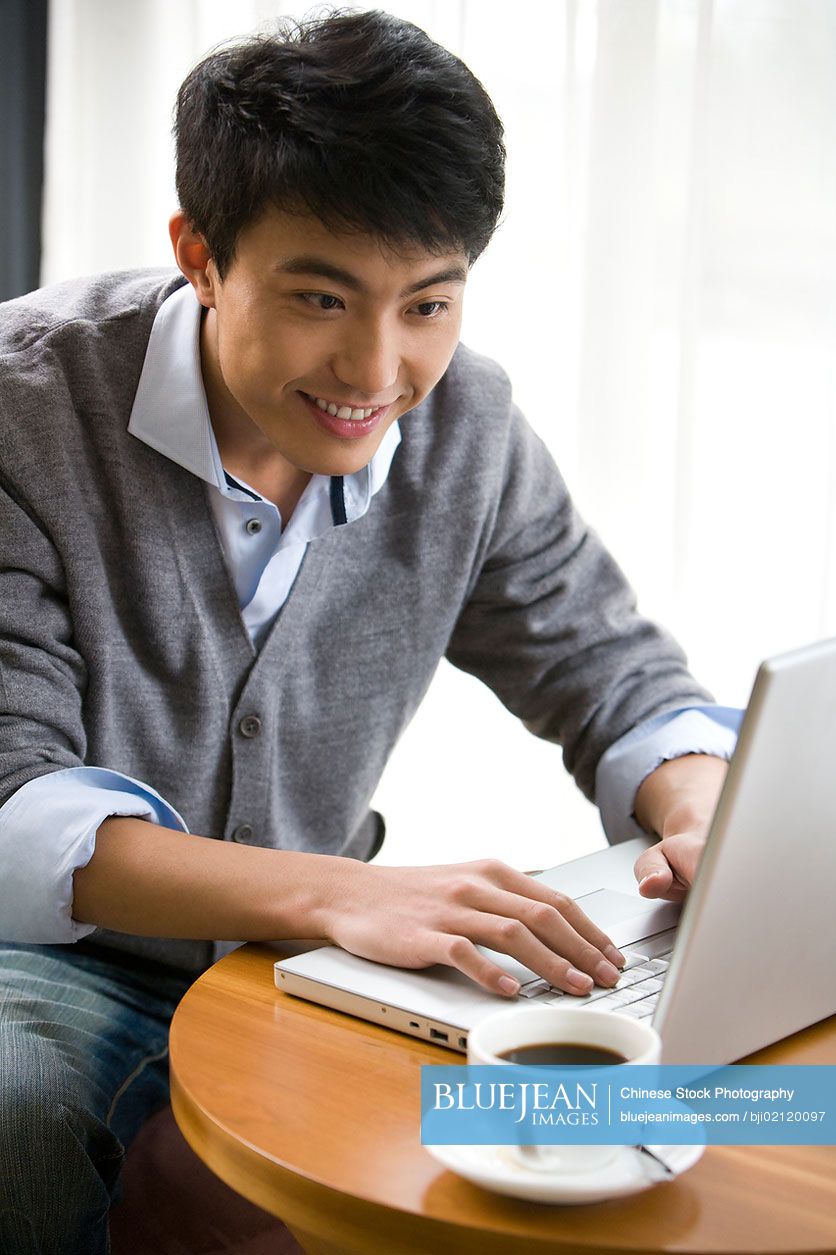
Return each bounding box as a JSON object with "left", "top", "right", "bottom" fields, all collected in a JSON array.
[{"left": 0, "top": 0, "right": 48, "bottom": 302}]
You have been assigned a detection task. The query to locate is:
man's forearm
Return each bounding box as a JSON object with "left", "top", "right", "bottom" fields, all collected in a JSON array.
[
  {"left": 634, "top": 753, "right": 728, "bottom": 838},
  {"left": 72, "top": 816, "right": 342, "bottom": 940}
]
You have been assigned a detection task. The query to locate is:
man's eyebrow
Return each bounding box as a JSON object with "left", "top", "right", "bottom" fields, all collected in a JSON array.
[
  {"left": 400, "top": 264, "right": 468, "bottom": 296},
  {"left": 274, "top": 256, "right": 468, "bottom": 297}
]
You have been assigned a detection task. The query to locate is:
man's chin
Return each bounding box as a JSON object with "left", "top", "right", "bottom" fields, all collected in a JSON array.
[
  {"left": 297, "top": 428, "right": 397, "bottom": 479},
  {"left": 300, "top": 450, "right": 377, "bottom": 478}
]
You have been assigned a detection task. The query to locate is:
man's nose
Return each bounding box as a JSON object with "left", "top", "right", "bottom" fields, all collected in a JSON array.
[{"left": 332, "top": 322, "right": 399, "bottom": 399}]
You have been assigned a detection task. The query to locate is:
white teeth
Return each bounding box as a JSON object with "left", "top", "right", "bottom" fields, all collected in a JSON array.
[{"left": 311, "top": 395, "right": 377, "bottom": 421}]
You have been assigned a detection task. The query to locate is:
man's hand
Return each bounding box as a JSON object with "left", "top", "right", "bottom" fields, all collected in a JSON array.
[
  {"left": 633, "top": 754, "right": 729, "bottom": 901},
  {"left": 319, "top": 859, "right": 626, "bottom": 999},
  {"left": 633, "top": 831, "right": 706, "bottom": 902}
]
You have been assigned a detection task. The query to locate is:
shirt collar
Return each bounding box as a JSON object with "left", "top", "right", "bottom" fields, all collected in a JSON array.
[{"left": 127, "top": 280, "right": 401, "bottom": 530}]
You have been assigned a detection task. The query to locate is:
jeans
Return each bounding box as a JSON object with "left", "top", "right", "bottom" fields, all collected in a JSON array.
[{"left": 0, "top": 940, "right": 196, "bottom": 1255}]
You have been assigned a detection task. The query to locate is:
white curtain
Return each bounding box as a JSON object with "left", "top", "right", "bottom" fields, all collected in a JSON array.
[{"left": 41, "top": 1, "right": 836, "bottom": 870}]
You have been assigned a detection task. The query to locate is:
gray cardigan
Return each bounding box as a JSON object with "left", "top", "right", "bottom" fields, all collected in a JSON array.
[{"left": 0, "top": 270, "right": 710, "bottom": 972}]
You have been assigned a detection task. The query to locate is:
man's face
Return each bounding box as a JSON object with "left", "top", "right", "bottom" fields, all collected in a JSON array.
[{"left": 193, "top": 208, "right": 468, "bottom": 478}]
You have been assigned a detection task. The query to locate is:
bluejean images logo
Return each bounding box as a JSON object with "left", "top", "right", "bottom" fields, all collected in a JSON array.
[
  {"left": 432, "top": 1075, "right": 602, "bottom": 1127},
  {"left": 420, "top": 1065, "right": 836, "bottom": 1146}
]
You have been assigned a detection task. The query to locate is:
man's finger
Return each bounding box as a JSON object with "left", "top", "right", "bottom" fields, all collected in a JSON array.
[
  {"left": 462, "top": 884, "right": 625, "bottom": 974},
  {"left": 637, "top": 867, "right": 672, "bottom": 898},
  {"left": 634, "top": 844, "right": 672, "bottom": 884},
  {"left": 429, "top": 932, "right": 523, "bottom": 997},
  {"left": 635, "top": 836, "right": 698, "bottom": 899},
  {"left": 489, "top": 867, "right": 625, "bottom": 967}
]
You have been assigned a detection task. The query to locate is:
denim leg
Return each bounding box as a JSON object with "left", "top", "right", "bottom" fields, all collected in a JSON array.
[{"left": 0, "top": 942, "right": 195, "bottom": 1255}]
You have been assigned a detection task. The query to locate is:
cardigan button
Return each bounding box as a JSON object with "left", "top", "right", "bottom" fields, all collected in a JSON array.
[
  {"left": 231, "top": 824, "right": 254, "bottom": 843},
  {"left": 238, "top": 714, "right": 262, "bottom": 738}
]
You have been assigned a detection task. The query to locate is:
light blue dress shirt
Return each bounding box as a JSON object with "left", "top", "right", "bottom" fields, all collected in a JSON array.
[{"left": 0, "top": 282, "right": 740, "bottom": 943}]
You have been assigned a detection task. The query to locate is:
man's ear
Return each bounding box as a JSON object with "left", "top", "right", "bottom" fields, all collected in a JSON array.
[{"left": 169, "top": 211, "right": 218, "bottom": 308}]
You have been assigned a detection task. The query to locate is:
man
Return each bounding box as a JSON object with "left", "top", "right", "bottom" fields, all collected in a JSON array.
[{"left": 0, "top": 10, "right": 736, "bottom": 1252}]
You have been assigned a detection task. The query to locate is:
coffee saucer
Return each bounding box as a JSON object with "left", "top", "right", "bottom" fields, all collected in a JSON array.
[{"left": 425, "top": 1141, "right": 704, "bottom": 1205}]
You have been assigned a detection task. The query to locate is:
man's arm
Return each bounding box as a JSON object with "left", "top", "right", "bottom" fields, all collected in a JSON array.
[
  {"left": 74, "top": 816, "right": 627, "bottom": 998},
  {"left": 0, "top": 768, "right": 189, "bottom": 943},
  {"left": 632, "top": 753, "right": 729, "bottom": 899},
  {"left": 442, "top": 400, "right": 719, "bottom": 815}
]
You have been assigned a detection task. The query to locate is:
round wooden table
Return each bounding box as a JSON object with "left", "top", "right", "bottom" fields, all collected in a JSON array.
[{"left": 169, "top": 943, "right": 836, "bottom": 1255}]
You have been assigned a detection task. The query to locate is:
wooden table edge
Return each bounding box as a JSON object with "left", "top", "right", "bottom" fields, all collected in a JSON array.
[
  {"left": 171, "top": 1067, "right": 643, "bottom": 1255},
  {"left": 173, "top": 1056, "right": 722, "bottom": 1255}
]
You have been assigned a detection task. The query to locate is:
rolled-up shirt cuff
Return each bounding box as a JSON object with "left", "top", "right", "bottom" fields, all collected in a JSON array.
[
  {"left": 0, "top": 766, "right": 189, "bottom": 944},
  {"left": 595, "top": 706, "right": 743, "bottom": 845}
]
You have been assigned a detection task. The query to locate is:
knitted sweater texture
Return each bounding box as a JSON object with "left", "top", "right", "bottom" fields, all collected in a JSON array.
[{"left": 0, "top": 271, "right": 709, "bottom": 971}]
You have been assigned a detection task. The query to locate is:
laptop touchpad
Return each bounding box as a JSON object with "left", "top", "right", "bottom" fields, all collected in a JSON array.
[{"left": 574, "top": 889, "right": 681, "bottom": 946}]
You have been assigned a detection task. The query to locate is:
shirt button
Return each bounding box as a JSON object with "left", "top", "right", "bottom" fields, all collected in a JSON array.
[
  {"left": 245, "top": 518, "right": 262, "bottom": 535},
  {"left": 238, "top": 714, "right": 262, "bottom": 738},
  {"left": 231, "top": 824, "right": 254, "bottom": 843}
]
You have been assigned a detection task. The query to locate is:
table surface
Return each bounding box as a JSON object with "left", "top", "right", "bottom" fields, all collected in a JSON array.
[{"left": 169, "top": 943, "right": 836, "bottom": 1255}]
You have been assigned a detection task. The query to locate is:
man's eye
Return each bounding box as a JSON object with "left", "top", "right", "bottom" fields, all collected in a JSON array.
[
  {"left": 412, "top": 300, "right": 449, "bottom": 319},
  {"left": 300, "top": 293, "right": 344, "bottom": 311}
]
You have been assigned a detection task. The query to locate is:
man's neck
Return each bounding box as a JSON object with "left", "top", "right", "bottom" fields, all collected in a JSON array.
[{"left": 225, "top": 457, "right": 312, "bottom": 521}]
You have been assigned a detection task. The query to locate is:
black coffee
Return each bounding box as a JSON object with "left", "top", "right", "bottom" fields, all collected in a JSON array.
[{"left": 497, "top": 1042, "right": 628, "bottom": 1066}]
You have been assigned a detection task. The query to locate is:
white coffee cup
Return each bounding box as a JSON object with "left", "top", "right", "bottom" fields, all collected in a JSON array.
[{"left": 467, "top": 1005, "right": 661, "bottom": 1174}]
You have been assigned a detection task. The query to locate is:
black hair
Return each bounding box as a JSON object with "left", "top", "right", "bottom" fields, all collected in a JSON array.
[{"left": 173, "top": 8, "right": 505, "bottom": 277}]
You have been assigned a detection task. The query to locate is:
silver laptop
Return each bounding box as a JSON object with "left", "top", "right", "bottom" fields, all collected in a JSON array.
[{"left": 275, "top": 639, "right": 836, "bottom": 1064}]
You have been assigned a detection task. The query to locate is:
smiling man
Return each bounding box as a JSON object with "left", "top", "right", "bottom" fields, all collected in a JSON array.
[{"left": 0, "top": 10, "right": 736, "bottom": 1253}]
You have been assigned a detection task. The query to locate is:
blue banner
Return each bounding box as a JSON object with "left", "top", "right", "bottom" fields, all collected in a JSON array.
[{"left": 420, "top": 1065, "right": 836, "bottom": 1146}]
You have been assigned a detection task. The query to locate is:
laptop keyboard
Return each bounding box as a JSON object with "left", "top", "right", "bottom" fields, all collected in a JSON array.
[{"left": 517, "top": 949, "right": 673, "bottom": 1020}]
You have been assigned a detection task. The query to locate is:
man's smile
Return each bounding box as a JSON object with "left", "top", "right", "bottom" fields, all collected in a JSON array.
[
  {"left": 298, "top": 390, "right": 394, "bottom": 440},
  {"left": 300, "top": 391, "right": 390, "bottom": 422}
]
